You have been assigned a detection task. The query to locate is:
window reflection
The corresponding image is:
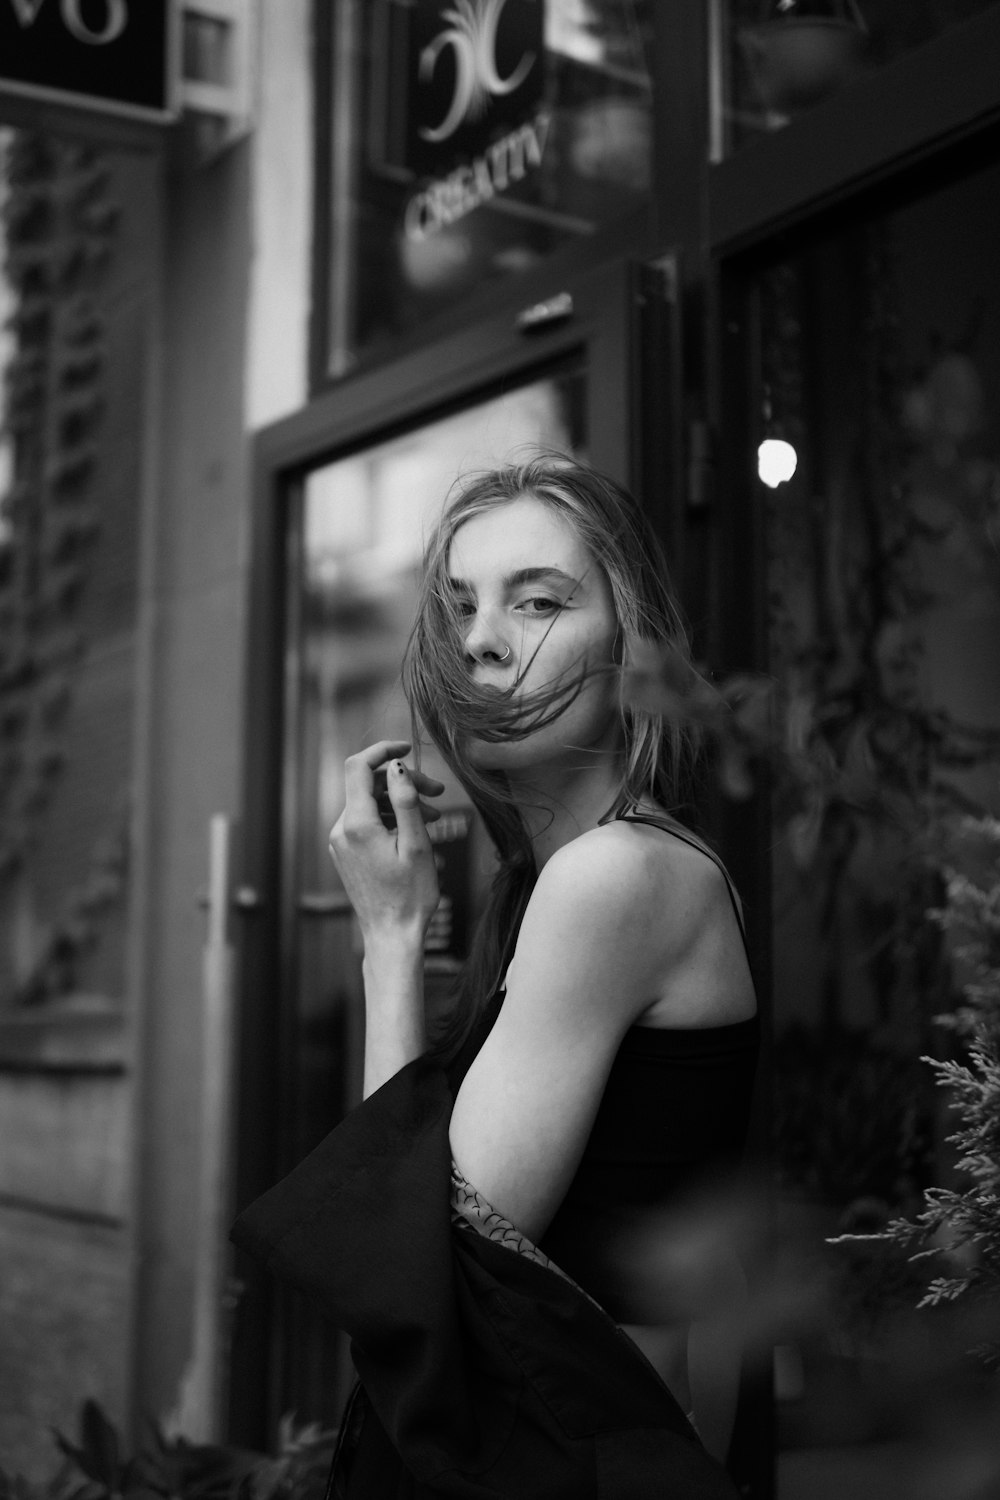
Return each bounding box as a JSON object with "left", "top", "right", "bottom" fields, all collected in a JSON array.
[
  {"left": 289, "top": 373, "right": 585, "bottom": 1139},
  {"left": 326, "top": 1, "right": 653, "bottom": 375},
  {"left": 757, "top": 161, "right": 1000, "bottom": 1486},
  {"left": 277, "top": 371, "right": 585, "bottom": 1423},
  {"left": 715, "top": 0, "right": 1000, "bottom": 156}
]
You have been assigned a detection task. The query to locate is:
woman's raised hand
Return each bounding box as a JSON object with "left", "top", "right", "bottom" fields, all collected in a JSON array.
[{"left": 328, "top": 740, "right": 445, "bottom": 944}]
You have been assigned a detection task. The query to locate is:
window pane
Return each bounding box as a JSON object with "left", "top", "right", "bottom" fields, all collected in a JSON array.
[
  {"left": 325, "top": 0, "right": 653, "bottom": 376},
  {"left": 275, "top": 369, "right": 586, "bottom": 1422},
  {"left": 755, "top": 160, "right": 1000, "bottom": 1488},
  {"left": 714, "top": 0, "right": 1000, "bottom": 158}
]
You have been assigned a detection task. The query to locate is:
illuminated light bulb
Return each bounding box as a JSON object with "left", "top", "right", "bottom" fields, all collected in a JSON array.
[{"left": 758, "top": 437, "right": 798, "bottom": 488}]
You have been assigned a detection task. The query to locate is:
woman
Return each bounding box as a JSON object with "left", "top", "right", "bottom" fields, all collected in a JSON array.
[{"left": 233, "top": 457, "right": 758, "bottom": 1498}]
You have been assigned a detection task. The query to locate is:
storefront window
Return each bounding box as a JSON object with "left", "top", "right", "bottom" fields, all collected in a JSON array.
[
  {"left": 323, "top": 0, "right": 653, "bottom": 376},
  {"left": 755, "top": 159, "right": 1000, "bottom": 1488},
  {"left": 713, "top": 0, "right": 1000, "bottom": 157}
]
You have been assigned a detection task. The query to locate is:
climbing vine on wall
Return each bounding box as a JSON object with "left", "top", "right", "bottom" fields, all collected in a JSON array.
[{"left": 0, "top": 131, "right": 118, "bottom": 883}]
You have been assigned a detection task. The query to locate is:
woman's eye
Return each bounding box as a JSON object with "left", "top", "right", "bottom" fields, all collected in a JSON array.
[{"left": 518, "top": 595, "right": 562, "bottom": 616}]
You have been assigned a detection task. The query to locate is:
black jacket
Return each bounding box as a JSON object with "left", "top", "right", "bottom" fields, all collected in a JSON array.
[{"left": 231, "top": 1055, "right": 741, "bottom": 1499}]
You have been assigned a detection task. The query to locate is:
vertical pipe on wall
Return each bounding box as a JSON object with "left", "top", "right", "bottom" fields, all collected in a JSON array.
[{"left": 168, "top": 815, "right": 237, "bottom": 1441}]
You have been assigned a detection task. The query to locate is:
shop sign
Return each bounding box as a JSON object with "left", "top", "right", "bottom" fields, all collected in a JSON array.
[
  {"left": 372, "top": 0, "right": 547, "bottom": 240},
  {"left": 403, "top": 109, "right": 550, "bottom": 241},
  {"left": 0, "top": 0, "right": 174, "bottom": 122}
]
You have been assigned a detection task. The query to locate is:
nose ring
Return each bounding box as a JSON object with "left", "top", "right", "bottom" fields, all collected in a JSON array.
[{"left": 498, "top": 645, "right": 511, "bottom": 662}]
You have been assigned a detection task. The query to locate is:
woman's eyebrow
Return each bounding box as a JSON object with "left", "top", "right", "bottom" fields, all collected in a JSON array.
[
  {"left": 446, "top": 567, "right": 581, "bottom": 591},
  {"left": 504, "top": 567, "right": 580, "bottom": 590}
]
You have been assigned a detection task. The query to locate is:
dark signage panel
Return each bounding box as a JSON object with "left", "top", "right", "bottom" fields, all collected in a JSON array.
[
  {"left": 372, "top": 0, "right": 545, "bottom": 181},
  {"left": 0, "top": 0, "right": 173, "bottom": 120}
]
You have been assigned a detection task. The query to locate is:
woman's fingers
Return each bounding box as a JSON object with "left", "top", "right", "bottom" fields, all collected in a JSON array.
[
  {"left": 343, "top": 741, "right": 411, "bottom": 822},
  {"left": 345, "top": 743, "right": 445, "bottom": 797},
  {"left": 340, "top": 743, "right": 445, "bottom": 842},
  {"left": 385, "top": 760, "right": 433, "bottom": 858},
  {"left": 375, "top": 783, "right": 442, "bottom": 829},
  {"left": 328, "top": 748, "right": 442, "bottom": 937},
  {"left": 408, "top": 768, "right": 446, "bottom": 796},
  {"left": 374, "top": 765, "right": 445, "bottom": 802}
]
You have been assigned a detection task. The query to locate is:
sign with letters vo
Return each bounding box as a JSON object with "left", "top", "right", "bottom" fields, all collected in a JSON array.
[{"left": 0, "top": 0, "right": 174, "bottom": 121}]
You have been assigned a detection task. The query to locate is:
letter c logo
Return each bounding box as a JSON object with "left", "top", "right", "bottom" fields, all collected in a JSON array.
[
  {"left": 419, "top": 0, "right": 535, "bottom": 144},
  {"left": 419, "top": 21, "right": 476, "bottom": 145}
]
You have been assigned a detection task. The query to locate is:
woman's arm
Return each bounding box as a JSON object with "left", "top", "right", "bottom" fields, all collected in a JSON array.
[
  {"left": 360, "top": 938, "right": 426, "bottom": 1101},
  {"left": 449, "top": 824, "right": 720, "bottom": 1242},
  {"left": 328, "top": 741, "right": 443, "bottom": 1097}
]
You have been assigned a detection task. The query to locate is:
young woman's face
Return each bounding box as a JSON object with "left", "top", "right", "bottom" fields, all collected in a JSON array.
[{"left": 445, "top": 494, "right": 622, "bottom": 774}]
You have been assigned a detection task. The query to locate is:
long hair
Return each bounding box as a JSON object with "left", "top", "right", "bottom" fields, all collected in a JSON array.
[{"left": 402, "top": 454, "right": 702, "bottom": 1059}]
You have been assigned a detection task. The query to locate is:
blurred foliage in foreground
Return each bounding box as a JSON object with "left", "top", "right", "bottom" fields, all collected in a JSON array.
[
  {"left": 627, "top": 643, "right": 1000, "bottom": 1371},
  {"left": 0, "top": 1401, "right": 336, "bottom": 1500}
]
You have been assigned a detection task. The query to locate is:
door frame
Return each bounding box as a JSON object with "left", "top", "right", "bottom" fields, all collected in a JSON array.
[{"left": 226, "top": 250, "right": 683, "bottom": 1445}]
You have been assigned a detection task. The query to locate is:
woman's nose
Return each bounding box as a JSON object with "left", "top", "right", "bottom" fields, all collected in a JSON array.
[{"left": 464, "top": 610, "right": 512, "bottom": 667}]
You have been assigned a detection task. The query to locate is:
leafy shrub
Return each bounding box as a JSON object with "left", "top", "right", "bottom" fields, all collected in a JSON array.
[{"left": 0, "top": 1401, "right": 337, "bottom": 1500}]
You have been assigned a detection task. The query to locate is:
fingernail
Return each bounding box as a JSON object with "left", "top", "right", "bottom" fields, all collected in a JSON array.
[{"left": 390, "top": 760, "right": 406, "bottom": 776}]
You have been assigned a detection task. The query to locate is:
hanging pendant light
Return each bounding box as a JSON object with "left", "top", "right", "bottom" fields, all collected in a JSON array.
[
  {"left": 758, "top": 437, "right": 798, "bottom": 488},
  {"left": 757, "top": 385, "right": 799, "bottom": 489}
]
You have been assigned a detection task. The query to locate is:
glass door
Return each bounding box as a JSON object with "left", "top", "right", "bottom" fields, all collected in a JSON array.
[
  {"left": 274, "top": 370, "right": 587, "bottom": 1424},
  {"left": 228, "top": 251, "right": 679, "bottom": 1446}
]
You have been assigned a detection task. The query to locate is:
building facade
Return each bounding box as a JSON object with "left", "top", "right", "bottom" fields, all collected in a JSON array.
[{"left": 1, "top": 3, "right": 999, "bottom": 1493}]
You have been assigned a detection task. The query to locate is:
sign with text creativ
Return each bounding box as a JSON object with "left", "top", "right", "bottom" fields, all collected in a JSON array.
[
  {"left": 0, "top": 0, "right": 175, "bottom": 122},
  {"left": 369, "top": 0, "right": 547, "bottom": 243}
]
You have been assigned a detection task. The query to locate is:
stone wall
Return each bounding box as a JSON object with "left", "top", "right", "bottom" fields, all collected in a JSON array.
[{"left": 0, "top": 1007, "right": 129, "bottom": 1476}]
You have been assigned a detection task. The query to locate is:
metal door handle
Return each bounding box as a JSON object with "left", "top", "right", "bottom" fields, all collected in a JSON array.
[
  {"left": 197, "top": 882, "right": 264, "bottom": 913},
  {"left": 516, "top": 291, "right": 573, "bottom": 333}
]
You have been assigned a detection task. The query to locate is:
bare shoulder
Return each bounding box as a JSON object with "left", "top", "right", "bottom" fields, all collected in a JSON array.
[
  {"left": 504, "top": 819, "right": 736, "bottom": 1032},
  {"left": 537, "top": 818, "right": 732, "bottom": 954},
  {"left": 591, "top": 819, "right": 754, "bottom": 1027}
]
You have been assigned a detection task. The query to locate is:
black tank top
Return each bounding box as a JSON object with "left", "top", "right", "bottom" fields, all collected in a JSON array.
[{"left": 454, "top": 814, "right": 759, "bottom": 1319}]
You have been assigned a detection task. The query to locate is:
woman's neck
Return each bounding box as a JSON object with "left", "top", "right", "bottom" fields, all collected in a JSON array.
[{"left": 506, "top": 757, "right": 625, "bottom": 869}]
